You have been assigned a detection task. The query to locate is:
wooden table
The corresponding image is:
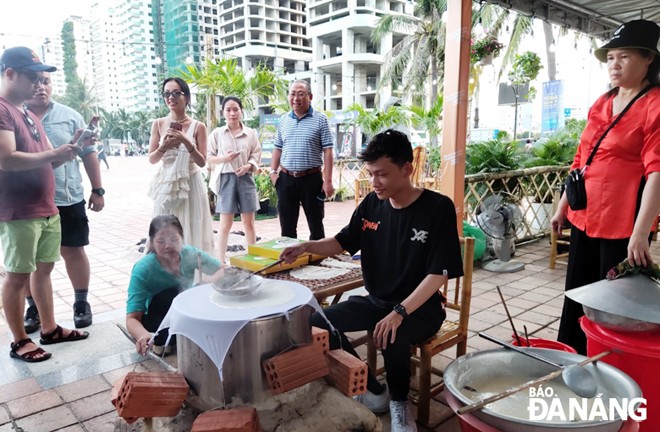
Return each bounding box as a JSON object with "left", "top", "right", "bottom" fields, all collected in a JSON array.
[{"left": 264, "top": 257, "right": 364, "bottom": 304}]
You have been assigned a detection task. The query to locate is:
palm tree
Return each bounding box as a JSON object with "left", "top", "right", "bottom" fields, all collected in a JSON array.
[
  {"left": 371, "top": 0, "right": 447, "bottom": 107},
  {"left": 113, "top": 109, "right": 133, "bottom": 143},
  {"left": 128, "top": 111, "right": 151, "bottom": 147},
  {"left": 176, "top": 57, "right": 289, "bottom": 114},
  {"left": 57, "top": 77, "right": 98, "bottom": 121},
  {"left": 406, "top": 95, "right": 443, "bottom": 146},
  {"left": 344, "top": 103, "right": 410, "bottom": 141}
]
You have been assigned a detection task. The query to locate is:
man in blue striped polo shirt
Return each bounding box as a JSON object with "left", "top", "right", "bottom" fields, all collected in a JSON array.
[{"left": 270, "top": 80, "right": 334, "bottom": 239}]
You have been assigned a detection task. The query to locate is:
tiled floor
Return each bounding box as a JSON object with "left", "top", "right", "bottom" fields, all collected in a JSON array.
[{"left": 0, "top": 156, "right": 658, "bottom": 431}]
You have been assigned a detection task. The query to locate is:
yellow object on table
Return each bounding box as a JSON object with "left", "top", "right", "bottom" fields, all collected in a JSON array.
[
  {"left": 248, "top": 237, "right": 325, "bottom": 261},
  {"left": 230, "top": 253, "right": 310, "bottom": 274}
]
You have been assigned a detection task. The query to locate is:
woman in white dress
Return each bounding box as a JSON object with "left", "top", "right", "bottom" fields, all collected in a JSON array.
[
  {"left": 147, "top": 77, "right": 213, "bottom": 253},
  {"left": 207, "top": 96, "right": 261, "bottom": 263}
]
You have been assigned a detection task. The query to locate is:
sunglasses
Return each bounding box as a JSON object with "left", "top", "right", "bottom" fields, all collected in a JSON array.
[
  {"left": 17, "top": 70, "right": 48, "bottom": 85},
  {"left": 22, "top": 110, "right": 41, "bottom": 142},
  {"left": 162, "top": 91, "right": 185, "bottom": 99}
]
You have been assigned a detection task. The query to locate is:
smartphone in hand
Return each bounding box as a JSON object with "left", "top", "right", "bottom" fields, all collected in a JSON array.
[
  {"left": 75, "top": 116, "right": 100, "bottom": 147},
  {"left": 169, "top": 122, "right": 183, "bottom": 131}
]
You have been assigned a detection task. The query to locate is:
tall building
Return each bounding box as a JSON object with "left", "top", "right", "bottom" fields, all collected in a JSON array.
[
  {"left": 217, "top": 0, "right": 311, "bottom": 75},
  {"left": 90, "top": 0, "right": 161, "bottom": 112},
  {"left": 163, "top": 0, "right": 202, "bottom": 73},
  {"left": 308, "top": 0, "right": 412, "bottom": 110}
]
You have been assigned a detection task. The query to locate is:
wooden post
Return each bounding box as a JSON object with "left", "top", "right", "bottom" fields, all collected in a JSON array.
[{"left": 440, "top": 0, "right": 472, "bottom": 233}]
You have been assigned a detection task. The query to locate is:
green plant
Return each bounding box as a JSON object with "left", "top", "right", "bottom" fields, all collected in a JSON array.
[
  {"left": 465, "top": 140, "right": 522, "bottom": 174},
  {"left": 471, "top": 33, "right": 504, "bottom": 64},
  {"left": 333, "top": 185, "right": 350, "bottom": 202},
  {"left": 508, "top": 51, "right": 543, "bottom": 100},
  {"left": 254, "top": 173, "right": 277, "bottom": 207},
  {"left": 428, "top": 146, "right": 441, "bottom": 173}
]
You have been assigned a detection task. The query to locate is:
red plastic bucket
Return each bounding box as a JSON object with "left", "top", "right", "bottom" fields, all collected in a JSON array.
[
  {"left": 581, "top": 317, "right": 660, "bottom": 432},
  {"left": 510, "top": 335, "right": 577, "bottom": 353}
]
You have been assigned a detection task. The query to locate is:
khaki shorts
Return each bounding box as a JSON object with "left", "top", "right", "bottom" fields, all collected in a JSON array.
[{"left": 0, "top": 215, "right": 61, "bottom": 273}]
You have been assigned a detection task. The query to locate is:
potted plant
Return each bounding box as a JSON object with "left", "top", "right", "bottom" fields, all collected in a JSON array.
[
  {"left": 333, "top": 185, "right": 350, "bottom": 202},
  {"left": 254, "top": 172, "right": 277, "bottom": 214},
  {"left": 471, "top": 33, "right": 504, "bottom": 65}
]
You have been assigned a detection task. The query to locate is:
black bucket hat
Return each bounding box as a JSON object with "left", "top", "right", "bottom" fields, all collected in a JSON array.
[
  {"left": 0, "top": 46, "right": 56, "bottom": 72},
  {"left": 594, "top": 19, "right": 660, "bottom": 63}
]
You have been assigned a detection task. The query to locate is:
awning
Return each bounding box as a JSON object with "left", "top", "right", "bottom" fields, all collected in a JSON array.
[{"left": 483, "top": 0, "right": 660, "bottom": 38}]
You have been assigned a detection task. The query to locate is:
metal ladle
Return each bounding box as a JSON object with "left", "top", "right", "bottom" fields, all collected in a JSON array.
[{"left": 479, "top": 332, "right": 598, "bottom": 398}]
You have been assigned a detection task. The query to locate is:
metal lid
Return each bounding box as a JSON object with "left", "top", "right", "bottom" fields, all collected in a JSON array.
[{"left": 565, "top": 274, "right": 660, "bottom": 325}]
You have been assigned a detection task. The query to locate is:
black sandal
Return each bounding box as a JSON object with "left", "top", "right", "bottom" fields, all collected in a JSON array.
[
  {"left": 40, "top": 325, "right": 89, "bottom": 345},
  {"left": 10, "top": 338, "right": 52, "bottom": 363}
]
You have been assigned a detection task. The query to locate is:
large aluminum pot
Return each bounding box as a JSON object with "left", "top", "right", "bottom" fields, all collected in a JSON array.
[
  {"left": 444, "top": 348, "right": 642, "bottom": 432},
  {"left": 583, "top": 305, "right": 660, "bottom": 333},
  {"left": 566, "top": 274, "right": 660, "bottom": 333},
  {"left": 178, "top": 304, "right": 314, "bottom": 410}
]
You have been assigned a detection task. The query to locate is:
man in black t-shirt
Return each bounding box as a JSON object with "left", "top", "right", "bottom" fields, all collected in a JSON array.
[{"left": 280, "top": 129, "right": 463, "bottom": 432}]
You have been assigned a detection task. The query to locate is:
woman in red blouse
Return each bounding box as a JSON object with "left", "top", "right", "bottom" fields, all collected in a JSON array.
[{"left": 550, "top": 19, "right": 660, "bottom": 354}]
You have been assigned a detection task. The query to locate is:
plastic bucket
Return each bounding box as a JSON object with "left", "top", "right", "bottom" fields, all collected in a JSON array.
[
  {"left": 581, "top": 317, "right": 660, "bottom": 432},
  {"left": 510, "top": 335, "right": 578, "bottom": 353}
]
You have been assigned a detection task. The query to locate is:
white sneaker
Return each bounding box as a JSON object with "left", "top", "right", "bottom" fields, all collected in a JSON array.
[
  {"left": 390, "top": 400, "right": 417, "bottom": 432},
  {"left": 354, "top": 384, "right": 390, "bottom": 414}
]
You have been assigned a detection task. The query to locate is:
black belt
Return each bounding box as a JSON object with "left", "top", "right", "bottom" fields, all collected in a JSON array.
[{"left": 280, "top": 166, "right": 322, "bottom": 178}]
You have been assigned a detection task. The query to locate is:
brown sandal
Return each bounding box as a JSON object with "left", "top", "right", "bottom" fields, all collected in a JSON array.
[
  {"left": 10, "top": 338, "right": 52, "bottom": 363},
  {"left": 40, "top": 325, "right": 89, "bottom": 345}
]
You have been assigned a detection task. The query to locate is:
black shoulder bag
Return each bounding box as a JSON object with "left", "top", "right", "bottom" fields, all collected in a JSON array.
[{"left": 565, "top": 84, "right": 653, "bottom": 211}]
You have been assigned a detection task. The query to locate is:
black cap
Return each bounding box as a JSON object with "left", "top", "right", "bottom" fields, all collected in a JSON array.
[
  {"left": 594, "top": 20, "right": 660, "bottom": 63},
  {"left": 0, "top": 46, "right": 56, "bottom": 72}
]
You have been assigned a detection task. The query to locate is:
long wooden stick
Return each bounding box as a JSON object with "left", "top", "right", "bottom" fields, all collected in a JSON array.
[
  {"left": 496, "top": 285, "right": 522, "bottom": 346},
  {"left": 456, "top": 350, "right": 612, "bottom": 415}
]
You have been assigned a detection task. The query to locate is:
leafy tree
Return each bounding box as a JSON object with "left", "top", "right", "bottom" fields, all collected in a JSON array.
[{"left": 61, "top": 21, "right": 78, "bottom": 88}]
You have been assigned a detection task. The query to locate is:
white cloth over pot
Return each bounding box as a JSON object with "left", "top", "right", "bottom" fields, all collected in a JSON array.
[{"left": 155, "top": 279, "right": 325, "bottom": 378}]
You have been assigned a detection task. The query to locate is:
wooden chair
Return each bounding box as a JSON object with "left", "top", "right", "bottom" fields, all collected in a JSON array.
[
  {"left": 549, "top": 189, "right": 571, "bottom": 269},
  {"left": 365, "top": 237, "right": 475, "bottom": 426},
  {"left": 410, "top": 146, "right": 428, "bottom": 187},
  {"left": 354, "top": 165, "right": 372, "bottom": 206}
]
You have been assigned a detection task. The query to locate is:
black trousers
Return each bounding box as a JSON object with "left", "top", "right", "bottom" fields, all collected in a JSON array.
[
  {"left": 275, "top": 171, "right": 325, "bottom": 240},
  {"left": 142, "top": 287, "right": 179, "bottom": 346},
  {"left": 310, "top": 295, "right": 445, "bottom": 401},
  {"left": 557, "top": 227, "right": 628, "bottom": 354}
]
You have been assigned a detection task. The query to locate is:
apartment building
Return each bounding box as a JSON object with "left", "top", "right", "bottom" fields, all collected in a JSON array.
[
  {"left": 307, "top": 0, "right": 412, "bottom": 110},
  {"left": 89, "top": 0, "right": 161, "bottom": 113}
]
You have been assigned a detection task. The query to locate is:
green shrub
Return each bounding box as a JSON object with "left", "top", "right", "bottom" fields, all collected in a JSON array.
[{"left": 465, "top": 140, "right": 522, "bottom": 174}]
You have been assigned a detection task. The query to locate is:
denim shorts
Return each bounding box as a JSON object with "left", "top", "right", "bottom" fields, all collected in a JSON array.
[{"left": 0, "top": 215, "right": 61, "bottom": 273}]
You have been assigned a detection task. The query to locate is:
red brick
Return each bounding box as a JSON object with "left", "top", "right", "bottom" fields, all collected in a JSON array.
[
  {"left": 115, "top": 372, "right": 189, "bottom": 420},
  {"left": 325, "top": 349, "right": 367, "bottom": 397},
  {"left": 311, "top": 326, "right": 329, "bottom": 355},
  {"left": 262, "top": 343, "right": 329, "bottom": 395},
  {"left": 191, "top": 407, "right": 262, "bottom": 432}
]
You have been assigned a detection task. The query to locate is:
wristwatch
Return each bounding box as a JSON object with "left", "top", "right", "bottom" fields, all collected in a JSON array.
[
  {"left": 393, "top": 303, "right": 408, "bottom": 319},
  {"left": 92, "top": 188, "right": 105, "bottom": 196}
]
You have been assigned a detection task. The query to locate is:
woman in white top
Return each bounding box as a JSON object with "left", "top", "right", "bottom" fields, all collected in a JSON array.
[
  {"left": 207, "top": 96, "right": 261, "bottom": 263},
  {"left": 147, "top": 77, "right": 214, "bottom": 253}
]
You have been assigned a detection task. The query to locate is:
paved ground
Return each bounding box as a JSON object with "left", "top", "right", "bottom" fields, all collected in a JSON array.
[{"left": 0, "top": 155, "right": 658, "bottom": 431}]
